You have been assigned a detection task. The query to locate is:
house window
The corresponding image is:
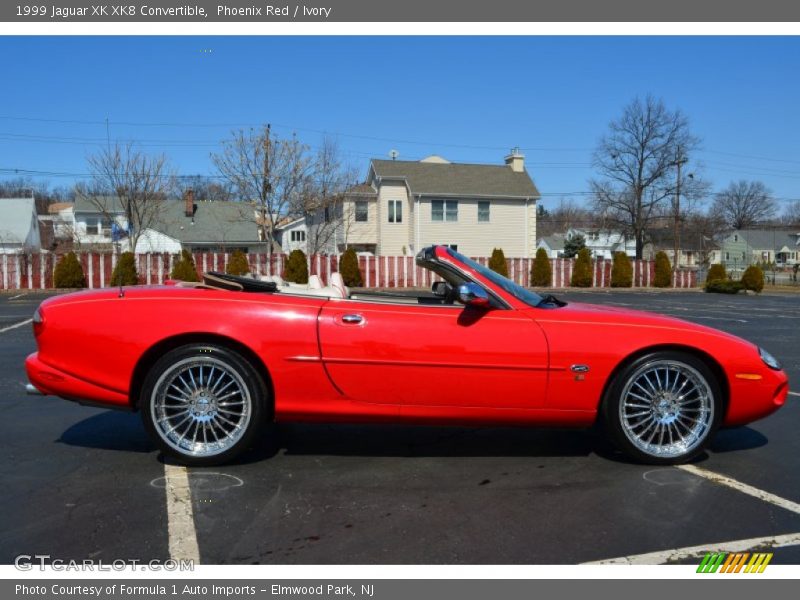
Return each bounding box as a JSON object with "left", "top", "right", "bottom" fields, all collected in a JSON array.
[
  {"left": 324, "top": 206, "right": 331, "bottom": 223},
  {"left": 290, "top": 231, "right": 306, "bottom": 242},
  {"left": 725, "top": 252, "right": 730, "bottom": 261},
  {"left": 388, "top": 200, "right": 402, "bottom": 223},
  {"left": 355, "top": 201, "right": 368, "bottom": 222},
  {"left": 734, "top": 234, "right": 738, "bottom": 242},
  {"left": 432, "top": 199, "right": 458, "bottom": 222},
  {"left": 477, "top": 201, "right": 490, "bottom": 223}
]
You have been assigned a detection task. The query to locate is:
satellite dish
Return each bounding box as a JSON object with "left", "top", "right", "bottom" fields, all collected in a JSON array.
[{"left": 389, "top": 149, "right": 399, "bottom": 161}]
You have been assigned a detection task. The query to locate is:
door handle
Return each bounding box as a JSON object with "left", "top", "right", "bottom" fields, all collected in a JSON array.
[{"left": 341, "top": 314, "right": 364, "bottom": 324}]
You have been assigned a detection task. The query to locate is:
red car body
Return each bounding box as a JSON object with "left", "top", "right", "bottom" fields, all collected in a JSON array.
[{"left": 27, "top": 246, "right": 788, "bottom": 444}]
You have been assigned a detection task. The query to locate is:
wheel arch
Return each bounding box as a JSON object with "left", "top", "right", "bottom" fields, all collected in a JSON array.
[
  {"left": 129, "top": 332, "right": 274, "bottom": 413},
  {"left": 596, "top": 343, "right": 729, "bottom": 420}
]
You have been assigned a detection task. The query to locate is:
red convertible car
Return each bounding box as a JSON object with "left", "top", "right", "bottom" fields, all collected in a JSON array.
[{"left": 26, "top": 245, "right": 788, "bottom": 466}]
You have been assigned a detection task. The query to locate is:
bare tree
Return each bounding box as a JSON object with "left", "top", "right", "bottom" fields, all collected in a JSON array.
[
  {"left": 710, "top": 180, "right": 777, "bottom": 230},
  {"left": 536, "top": 198, "right": 595, "bottom": 237},
  {"left": 301, "top": 138, "right": 358, "bottom": 255},
  {"left": 84, "top": 142, "right": 175, "bottom": 251},
  {"left": 0, "top": 177, "right": 75, "bottom": 213},
  {"left": 681, "top": 210, "right": 727, "bottom": 266},
  {"left": 590, "top": 96, "right": 699, "bottom": 258},
  {"left": 783, "top": 200, "right": 800, "bottom": 226},
  {"left": 180, "top": 175, "right": 234, "bottom": 203},
  {"left": 212, "top": 126, "right": 310, "bottom": 257}
]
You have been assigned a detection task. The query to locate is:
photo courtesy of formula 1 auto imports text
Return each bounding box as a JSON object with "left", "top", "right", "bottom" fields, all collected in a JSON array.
[{"left": 1, "top": 1, "right": 800, "bottom": 598}]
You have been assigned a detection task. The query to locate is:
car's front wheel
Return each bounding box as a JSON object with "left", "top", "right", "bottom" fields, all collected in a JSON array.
[
  {"left": 140, "top": 344, "right": 269, "bottom": 466},
  {"left": 602, "top": 351, "right": 722, "bottom": 465}
]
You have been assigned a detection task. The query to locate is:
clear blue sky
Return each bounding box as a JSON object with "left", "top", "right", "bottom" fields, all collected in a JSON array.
[{"left": 1, "top": 36, "right": 798, "bottom": 211}]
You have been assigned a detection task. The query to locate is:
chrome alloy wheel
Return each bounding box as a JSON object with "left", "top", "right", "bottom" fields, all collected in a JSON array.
[
  {"left": 618, "top": 360, "right": 714, "bottom": 458},
  {"left": 150, "top": 356, "right": 252, "bottom": 458}
]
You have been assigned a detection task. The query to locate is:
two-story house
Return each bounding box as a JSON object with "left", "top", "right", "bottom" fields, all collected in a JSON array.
[
  {"left": 366, "top": 151, "right": 540, "bottom": 257},
  {"left": 293, "top": 151, "right": 540, "bottom": 258}
]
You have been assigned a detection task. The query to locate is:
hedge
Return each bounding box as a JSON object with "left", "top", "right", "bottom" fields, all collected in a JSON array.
[
  {"left": 284, "top": 249, "right": 309, "bottom": 284},
  {"left": 339, "top": 248, "right": 362, "bottom": 287},
  {"left": 571, "top": 247, "right": 593, "bottom": 287},
  {"left": 530, "top": 247, "right": 552, "bottom": 287},
  {"left": 53, "top": 252, "right": 86, "bottom": 288},
  {"left": 488, "top": 248, "right": 508, "bottom": 277}
]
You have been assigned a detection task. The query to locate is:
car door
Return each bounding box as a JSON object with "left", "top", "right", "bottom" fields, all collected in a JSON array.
[{"left": 317, "top": 299, "right": 549, "bottom": 408}]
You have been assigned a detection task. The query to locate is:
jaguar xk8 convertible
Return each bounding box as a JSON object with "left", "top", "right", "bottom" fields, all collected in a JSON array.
[{"left": 26, "top": 246, "right": 788, "bottom": 466}]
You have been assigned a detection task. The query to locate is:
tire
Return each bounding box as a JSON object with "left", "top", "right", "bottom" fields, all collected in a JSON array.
[
  {"left": 140, "top": 343, "right": 269, "bottom": 467},
  {"left": 602, "top": 351, "right": 722, "bottom": 465}
]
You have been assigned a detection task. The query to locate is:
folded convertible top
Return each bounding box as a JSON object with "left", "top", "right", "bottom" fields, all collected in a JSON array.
[{"left": 203, "top": 271, "right": 278, "bottom": 293}]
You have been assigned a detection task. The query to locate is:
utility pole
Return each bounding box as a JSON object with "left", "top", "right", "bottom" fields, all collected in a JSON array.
[
  {"left": 673, "top": 149, "right": 688, "bottom": 274},
  {"left": 261, "top": 124, "right": 272, "bottom": 257}
]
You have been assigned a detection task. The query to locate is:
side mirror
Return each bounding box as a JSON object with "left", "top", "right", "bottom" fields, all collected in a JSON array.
[{"left": 457, "top": 283, "right": 490, "bottom": 308}]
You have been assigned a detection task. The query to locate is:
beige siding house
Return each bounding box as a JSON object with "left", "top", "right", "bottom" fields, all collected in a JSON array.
[
  {"left": 293, "top": 151, "right": 540, "bottom": 257},
  {"left": 361, "top": 151, "right": 540, "bottom": 257}
]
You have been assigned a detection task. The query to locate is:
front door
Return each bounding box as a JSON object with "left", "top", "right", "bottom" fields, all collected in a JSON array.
[{"left": 317, "top": 300, "right": 549, "bottom": 409}]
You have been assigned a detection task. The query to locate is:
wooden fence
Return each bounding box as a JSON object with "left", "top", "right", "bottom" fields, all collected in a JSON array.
[{"left": 0, "top": 252, "right": 698, "bottom": 291}]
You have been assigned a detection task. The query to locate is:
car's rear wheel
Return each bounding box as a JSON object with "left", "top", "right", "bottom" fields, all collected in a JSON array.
[
  {"left": 602, "top": 351, "right": 722, "bottom": 465},
  {"left": 140, "top": 344, "right": 268, "bottom": 467}
]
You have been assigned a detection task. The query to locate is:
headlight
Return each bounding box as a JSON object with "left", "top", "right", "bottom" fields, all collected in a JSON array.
[{"left": 759, "top": 347, "right": 781, "bottom": 370}]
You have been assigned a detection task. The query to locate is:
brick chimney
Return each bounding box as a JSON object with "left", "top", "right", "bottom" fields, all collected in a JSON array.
[
  {"left": 504, "top": 147, "right": 525, "bottom": 173},
  {"left": 184, "top": 189, "right": 195, "bottom": 218}
]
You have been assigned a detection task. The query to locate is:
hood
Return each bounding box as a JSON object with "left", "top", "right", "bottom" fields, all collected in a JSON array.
[{"left": 549, "top": 301, "right": 746, "bottom": 344}]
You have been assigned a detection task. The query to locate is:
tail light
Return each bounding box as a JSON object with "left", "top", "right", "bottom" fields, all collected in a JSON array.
[{"left": 32, "top": 307, "right": 44, "bottom": 337}]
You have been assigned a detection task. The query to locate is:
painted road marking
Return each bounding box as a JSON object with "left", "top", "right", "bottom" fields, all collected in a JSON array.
[
  {"left": 788, "top": 391, "right": 799, "bottom": 398},
  {"left": 586, "top": 531, "right": 800, "bottom": 565},
  {"left": 8, "top": 293, "right": 26, "bottom": 300},
  {"left": 0, "top": 318, "right": 32, "bottom": 334},
  {"left": 164, "top": 463, "right": 201, "bottom": 563},
  {"left": 678, "top": 464, "right": 800, "bottom": 515}
]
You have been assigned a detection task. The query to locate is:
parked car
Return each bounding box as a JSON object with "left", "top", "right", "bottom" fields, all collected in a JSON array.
[{"left": 26, "top": 246, "right": 788, "bottom": 466}]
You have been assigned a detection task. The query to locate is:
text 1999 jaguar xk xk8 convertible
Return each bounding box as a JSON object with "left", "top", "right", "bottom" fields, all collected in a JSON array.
[{"left": 26, "top": 246, "right": 788, "bottom": 466}]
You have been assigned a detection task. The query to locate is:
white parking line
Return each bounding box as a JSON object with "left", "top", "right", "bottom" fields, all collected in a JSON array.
[
  {"left": 0, "top": 318, "right": 32, "bottom": 334},
  {"left": 585, "top": 531, "right": 800, "bottom": 565},
  {"left": 677, "top": 464, "right": 800, "bottom": 515},
  {"left": 8, "top": 293, "right": 26, "bottom": 300},
  {"left": 164, "top": 463, "right": 201, "bottom": 563},
  {"left": 789, "top": 391, "right": 800, "bottom": 398}
]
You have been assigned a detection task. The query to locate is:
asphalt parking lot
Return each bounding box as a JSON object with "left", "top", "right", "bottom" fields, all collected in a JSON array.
[{"left": 0, "top": 289, "right": 798, "bottom": 565}]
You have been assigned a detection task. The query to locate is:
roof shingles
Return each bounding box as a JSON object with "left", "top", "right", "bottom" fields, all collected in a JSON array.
[{"left": 371, "top": 159, "right": 540, "bottom": 198}]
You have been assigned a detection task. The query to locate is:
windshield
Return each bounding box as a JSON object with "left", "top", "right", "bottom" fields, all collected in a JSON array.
[{"left": 446, "top": 248, "right": 544, "bottom": 308}]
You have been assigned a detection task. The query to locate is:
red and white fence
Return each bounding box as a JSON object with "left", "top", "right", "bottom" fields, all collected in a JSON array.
[{"left": 0, "top": 252, "right": 697, "bottom": 291}]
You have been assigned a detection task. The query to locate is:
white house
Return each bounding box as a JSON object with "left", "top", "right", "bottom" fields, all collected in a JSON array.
[
  {"left": 537, "top": 228, "right": 635, "bottom": 259},
  {"left": 536, "top": 234, "right": 566, "bottom": 259},
  {"left": 73, "top": 195, "right": 129, "bottom": 250},
  {"left": 274, "top": 217, "right": 308, "bottom": 254},
  {"left": 74, "top": 191, "right": 266, "bottom": 254},
  {"left": 134, "top": 191, "right": 266, "bottom": 254},
  {"left": 0, "top": 197, "right": 41, "bottom": 252}
]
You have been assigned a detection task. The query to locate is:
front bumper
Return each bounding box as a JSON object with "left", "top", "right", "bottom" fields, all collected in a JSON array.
[
  {"left": 25, "top": 352, "right": 130, "bottom": 408},
  {"left": 724, "top": 365, "right": 789, "bottom": 426}
]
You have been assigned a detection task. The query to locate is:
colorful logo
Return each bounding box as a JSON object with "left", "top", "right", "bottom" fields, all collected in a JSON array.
[{"left": 697, "top": 552, "right": 773, "bottom": 573}]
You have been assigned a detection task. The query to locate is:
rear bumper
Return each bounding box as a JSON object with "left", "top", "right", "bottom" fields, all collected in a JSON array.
[{"left": 25, "top": 352, "right": 130, "bottom": 408}]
